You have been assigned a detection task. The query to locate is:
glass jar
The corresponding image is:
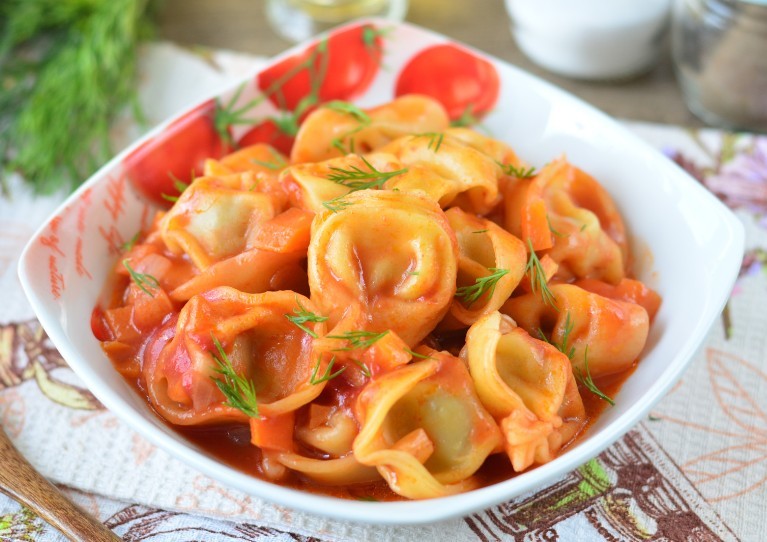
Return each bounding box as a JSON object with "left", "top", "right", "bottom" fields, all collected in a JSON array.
[
  {"left": 265, "top": 0, "right": 409, "bottom": 43},
  {"left": 672, "top": 0, "right": 767, "bottom": 132}
]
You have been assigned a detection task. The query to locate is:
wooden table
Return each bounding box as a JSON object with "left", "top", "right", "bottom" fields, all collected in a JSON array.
[{"left": 158, "top": 0, "right": 702, "bottom": 128}]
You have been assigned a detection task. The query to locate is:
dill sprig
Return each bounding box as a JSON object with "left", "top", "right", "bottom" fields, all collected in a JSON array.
[
  {"left": 0, "top": 0, "right": 156, "bottom": 193},
  {"left": 121, "top": 231, "right": 140, "bottom": 252},
  {"left": 455, "top": 267, "right": 509, "bottom": 307},
  {"left": 575, "top": 346, "right": 614, "bottom": 406},
  {"left": 285, "top": 298, "right": 328, "bottom": 338},
  {"left": 322, "top": 195, "right": 354, "bottom": 213},
  {"left": 309, "top": 355, "right": 346, "bottom": 385},
  {"left": 160, "top": 174, "right": 191, "bottom": 203},
  {"left": 537, "top": 311, "right": 575, "bottom": 359},
  {"left": 546, "top": 214, "right": 566, "bottom": 238},
  {"left": 323, "top": 101, "right": 371, "bottom": 124},
  {"left": 525, "top": 239, "right": 558, "bottom": 309},
  {"left": 353, "top": 359, "right": 372, "bottom": 378},
  {"left": 210, "top": 333, "right": 260, "bottom": 417},
  {"left": 325, "top": 101, "right": 372, "bottom": 155},
  {"left": 414, "top": 132, "right": 444, "bottom": 153},
  {"left": 497, "top": 161, "right": 537, "bottom": 179},
  {"left": 122, "top": 259, "right": 159, "bottom": 297},
  {"left": 251, "top": 148, "right": 287, "bottom": 171},
  {"left": 328, "top": 330, "right": 390, "bottom": 351},
  {"left": 326, "top": 156, "right": 408, "bottom": 190},
  {"left": 405, "top": 348, "right": 435, "bottom": 360}
]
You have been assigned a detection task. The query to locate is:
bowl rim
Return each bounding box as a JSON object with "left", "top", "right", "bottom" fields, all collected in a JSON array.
[{"left": 17, "top": 17, "right": 745, "bottom": 525}]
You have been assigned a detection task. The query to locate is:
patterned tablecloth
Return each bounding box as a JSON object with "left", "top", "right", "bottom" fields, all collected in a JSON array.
[{"left": 1, "top": 43, "right": 765, "bottom": 542}]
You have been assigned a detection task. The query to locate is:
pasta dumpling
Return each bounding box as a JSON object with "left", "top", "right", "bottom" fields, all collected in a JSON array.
[
  {"left": 353, "top": 351, "right": 501, "bottom": 499},
  {"left": 308, "top": 189, "right": 458, "bottom": 346},
  {"left": 463, "top": 311, "right": 586, "bottom": 472},
  {"left": 502, "top": 283, "right": 650, "bottom": 378},
  {"left": 143, "top": 287, "right": 326, "bottom": 425}
]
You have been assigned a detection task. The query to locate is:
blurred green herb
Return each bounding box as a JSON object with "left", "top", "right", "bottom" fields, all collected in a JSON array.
[{"left": 0, "top": 0, "right": 157, "bottom": 194}]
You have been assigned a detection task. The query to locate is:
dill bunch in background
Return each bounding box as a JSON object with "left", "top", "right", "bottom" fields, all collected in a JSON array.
[{"left": 0, "top": 0, "right": 157, "bottom": 194}]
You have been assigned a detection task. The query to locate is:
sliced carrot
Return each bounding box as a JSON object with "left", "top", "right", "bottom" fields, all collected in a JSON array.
[
  {"left": 247, "top": 207, "right": 313, "bottom": 253},
  {"left": 250, "top": 411, "right": 295, "bottom": 452},
  {"left": 575, "top": 278, "right": 662, "bottom": 320},
  {"left": 104, "top": 306, "right": 141, "bottom": 344},
  {"left": 504, "top": 178, "right": 552, "bottom": 251}
]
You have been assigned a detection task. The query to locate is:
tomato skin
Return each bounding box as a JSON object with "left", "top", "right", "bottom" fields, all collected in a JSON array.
[
  {"left": 237, "top": 120, "right": 295, "bottom": 156},
  {"left": 395, "top": 44, "right": 500, "bottom": 121},
  {"left": 124, "top": 100, "right": 229, "bottom": 207},
  {"left": 257, "top": 23, "right": 383, "bottom": 111}
]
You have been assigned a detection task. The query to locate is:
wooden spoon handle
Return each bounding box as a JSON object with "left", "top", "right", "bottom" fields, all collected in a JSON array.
[{"left": 0, "top": 427, "right": 120, "bottom": 541}]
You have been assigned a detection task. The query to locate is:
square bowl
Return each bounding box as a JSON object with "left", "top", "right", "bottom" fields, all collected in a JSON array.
[{"left": 18, "top": 19, "right": 744, "bottom": 524}]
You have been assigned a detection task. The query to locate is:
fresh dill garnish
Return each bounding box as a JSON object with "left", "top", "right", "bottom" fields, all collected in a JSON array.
[
  {"left": 404, "top": 348, "right": 434, "bottom": 360},
  {"left": 525, "top": 239, "right": 558, "bottom": 309},
  {"left": 356, "top": 495, "right": 379, "bottom": 502},
  {"left": 285, "top": 298, "right": 328, "bottom": 338},
  {"left": 331, "top": 137, "right": 356, "bottom": 155},
  {"left": 328, "top": 330, "right": 390, "bottom": 351},
  {"left": 537, "top": 312, "right": 575, "bottom": 359},
  {"left": 121, "top": 232, "right": 140, "bottom": 252},
  {"left": 323, "top": 101, "right": 371, "bottom": 124},
  {"left": 455, "top": 267, "right": 509, "bottom": 307},
  {"left": 210, "top": 333, "right": 260, "bottom": 417},
  {"left": 324, "top": 101, "right": 372, "bottom": 155},
  {"left": 547, "top": 214, "right": 566, "bottom": 238},
  {"left": 326, "top": 156, "right": 408, "bottom": 190},
  {"left": 407, "top": 270, "right": 420, "bottom": 276},
  {"left": 497, "top": 161, "right": 537, "bottom": 179},
  {"left": 353, "top": 359, "right": 372, "bottom": 378},
  {"left": 472, "top": 229, "right": 489, "bottom": 234},
  {"left": 122, "top": 259, "right": 159, "bottom": 297},
  {"left": 322, "top": 194, "right": 354, "bottom": 213},
  {"left": 575, "top": 346, "right": 614, "bottom": 406},
  {"left": 251, "top": 149, "right": 287, "bottom": 170},
  {"left": 415, "top": 132, "right": 444, "bottom": 152},
  {"left": 580, "top": 223, "right": 588, "bottom": 232},
  {"left": 647, "top": 414, "right": 662, "bottom": 422},
  {"left": 309, "top": 355, "right": 346, "bottom": 385},
  {"left": 161, "top": 173, "right": 191, "bottom": 202}
]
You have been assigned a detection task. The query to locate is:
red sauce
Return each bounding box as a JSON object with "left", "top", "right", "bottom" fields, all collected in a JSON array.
[{"left": 96, "top": 305, "right": 637, "bottom": 502}]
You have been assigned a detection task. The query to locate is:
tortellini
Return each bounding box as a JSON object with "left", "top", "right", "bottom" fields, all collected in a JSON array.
[
  {"left": 143, "top": 288, "right": 325, "bottom": 425},
  {"left": 307, "top": 189, "right": 458, "bottom": 346},
  {"left": 354, "top": 352, "right": 501, "bottom": 498},
  {"left": 463, "top": 312, "right": 586, "bottom": 471}
]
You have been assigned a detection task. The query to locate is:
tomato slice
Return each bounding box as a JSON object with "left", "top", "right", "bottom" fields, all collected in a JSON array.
[{"left": 395, "top": 44, "right": 500, "bottom": 121}]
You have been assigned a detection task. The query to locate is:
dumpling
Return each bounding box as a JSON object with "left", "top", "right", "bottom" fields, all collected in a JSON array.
[
  {"left": 281, "top": 153, "right": 408, "bottom": 214},
  {"left": 379, "top": 131, "right": 504, "bottom": 214},
  {"left": 143, "top": 287, "right": 326, "bottom": 425},
  {"left": 308, "top": 189, "right": 458, "bottom": 346},
  {"left": 504, "top": 159, "right": 627, "bottom": 283},
  {"left": 463, "top": 311, "right": 586, "bottom": 471},
  {"left": 160, "top": 174, "right": 277, "bottom": 269},
  {"left": 502, "top": 283, "right": 650, "bottom": 378},
  {"left": 353, "top": 351, "right": 501, "bottom": 498},
  {"left": 443, "top": 207, "right": 527, "bottom": 327},
  {"left": 291, "top": 94, "right": 450, "bottom": 163}
]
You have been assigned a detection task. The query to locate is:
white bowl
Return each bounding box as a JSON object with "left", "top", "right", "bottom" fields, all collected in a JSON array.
[{"left": 18, "top": 19, "right": 743, "bottom": 524}]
